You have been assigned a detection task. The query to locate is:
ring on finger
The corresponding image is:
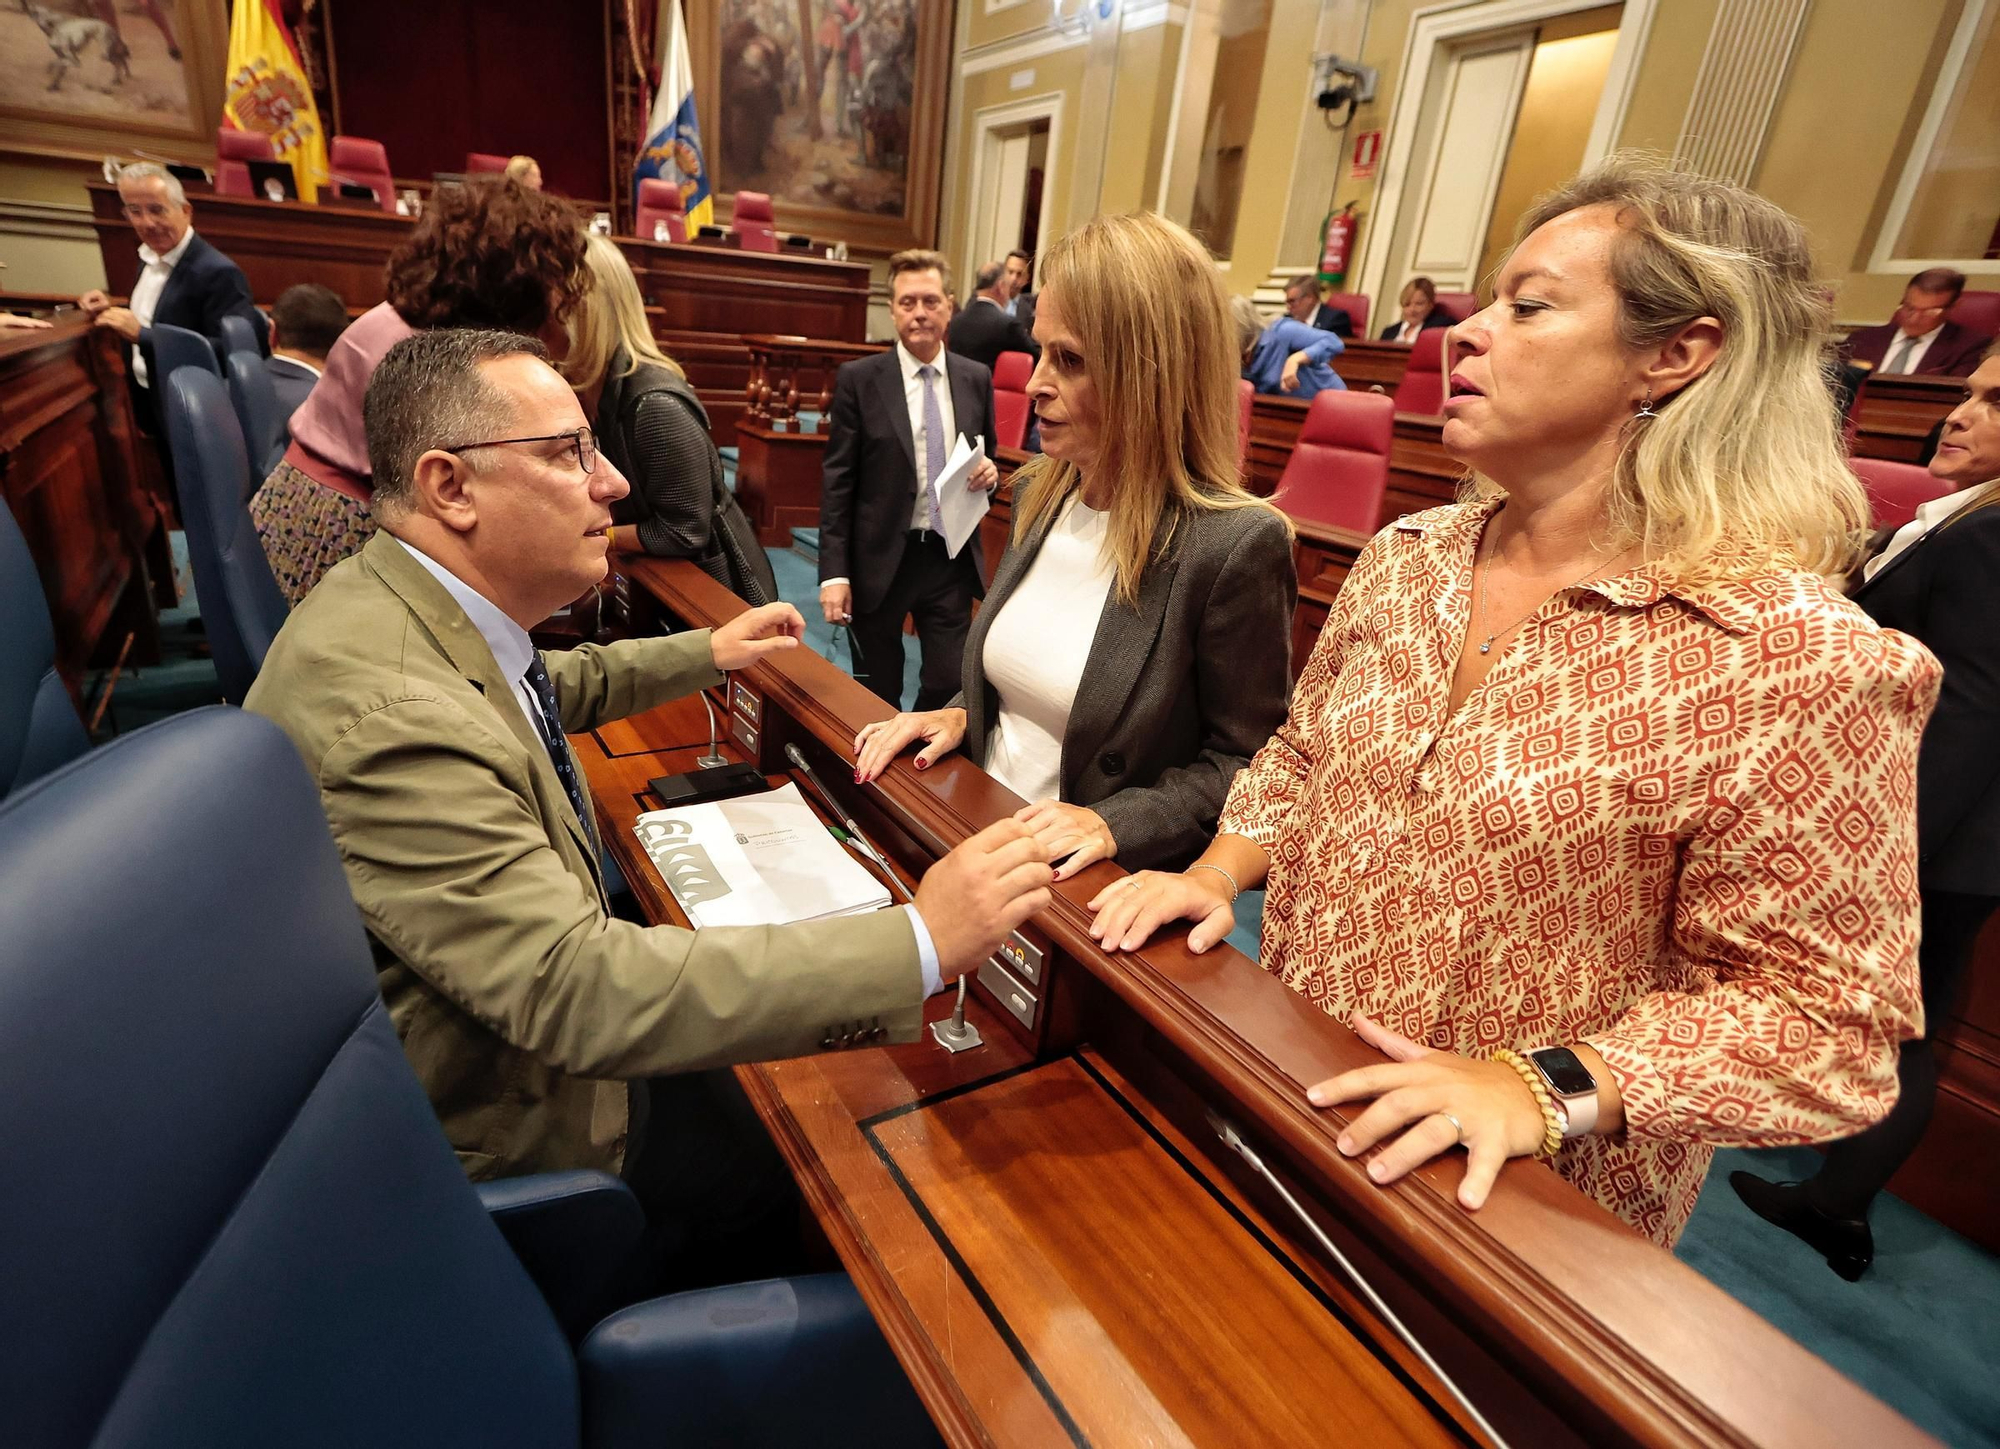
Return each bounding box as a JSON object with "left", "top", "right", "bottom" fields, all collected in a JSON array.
[{"left": 1436, "top": 1112, "right": 1464, "bottom": 1144}]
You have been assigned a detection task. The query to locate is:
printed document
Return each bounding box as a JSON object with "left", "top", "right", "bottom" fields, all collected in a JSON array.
[
  {"left": 930, "top": 433, "right": 990, "bottom": 559},
  {"left": 634, "top": 782, "right": 891, "bottom": 929}
]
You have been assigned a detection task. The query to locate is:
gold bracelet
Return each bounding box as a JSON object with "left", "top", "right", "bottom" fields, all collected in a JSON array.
[{"left": 1490, "top": 1047, "right": 1565, "bottom": 1160}]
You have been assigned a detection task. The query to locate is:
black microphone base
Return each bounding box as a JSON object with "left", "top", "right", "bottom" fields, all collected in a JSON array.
[{"left": 647, "top": 761, "right": 768, "bottom": 808}]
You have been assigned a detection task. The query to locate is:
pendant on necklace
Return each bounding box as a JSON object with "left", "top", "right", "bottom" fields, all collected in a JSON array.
[{"left": 1478, "top": 638, "right": 1494, "bottom": 654}]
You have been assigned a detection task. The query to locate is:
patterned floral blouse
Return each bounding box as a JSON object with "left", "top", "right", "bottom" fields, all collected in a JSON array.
[{"left": 1218, "top": 499, "right": 1940, "bottom": 1245}]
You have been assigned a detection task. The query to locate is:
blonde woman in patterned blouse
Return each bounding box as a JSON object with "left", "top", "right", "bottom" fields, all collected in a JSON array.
[{"left": 1087, "top": 154, "right": 1942, "bottom": 1247}]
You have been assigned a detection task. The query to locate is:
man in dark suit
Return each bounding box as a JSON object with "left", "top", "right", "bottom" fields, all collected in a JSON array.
[
  {"left": 77, "top": 162, "right": 265, "bottom": 471},
  {"left": 1842, "top": 269, "right": 1993, "bottom": 378},
  {"left": 820, "top": 250, "right": 1000, "bottom": 711},
  {"left": 265, "top": 282, "right": 350, "bottom": 454},
  {"left": 1004, "top": 249, "right": 1036, "bottom": 333},
  {"left": 947, "top": 259, "right": 1039, "bottom": 369},
  {"left": 1283, "top": 273, "right": 1351, "bottom": 337}
]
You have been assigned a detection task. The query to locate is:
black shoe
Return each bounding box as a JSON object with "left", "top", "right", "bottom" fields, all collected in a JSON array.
[{"left": 1728, "top": 1171, "right": 1874, "bottom": 1281}]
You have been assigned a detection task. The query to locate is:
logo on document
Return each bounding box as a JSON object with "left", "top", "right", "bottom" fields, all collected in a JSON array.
[{"left": 635, "top": 819, "right": 734, "bottom": 908}]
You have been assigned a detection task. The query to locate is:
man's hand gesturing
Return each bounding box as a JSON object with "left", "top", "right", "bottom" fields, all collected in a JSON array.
[{"left": 913, "top": 819, "right": 1053, "bottom": 980}]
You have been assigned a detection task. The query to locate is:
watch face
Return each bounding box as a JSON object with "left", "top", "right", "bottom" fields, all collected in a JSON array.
[{"left": 1532, "top": 1047, "right": 1596, "bottom": 1097}]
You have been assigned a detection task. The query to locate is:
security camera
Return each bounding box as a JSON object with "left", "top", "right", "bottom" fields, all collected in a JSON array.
[{"left": 1313, "top": 55, "right": 1378, "bottom": 117}]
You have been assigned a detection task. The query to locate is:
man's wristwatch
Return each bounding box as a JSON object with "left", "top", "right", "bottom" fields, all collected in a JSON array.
[{"left": 1523, "top": 1046, "right": 1598, "bottom": 1137}]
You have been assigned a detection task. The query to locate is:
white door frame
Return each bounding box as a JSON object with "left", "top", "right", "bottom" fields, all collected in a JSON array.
[
  {"left": 1354, "top": 0, "right": 1658, "bottom": 309},
  {"left": 960, "top": 93, "right": 1065, "bottom": 295}
]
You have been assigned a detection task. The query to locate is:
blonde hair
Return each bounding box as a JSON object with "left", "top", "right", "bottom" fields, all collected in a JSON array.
[
  {"left": 504, "top": 154, "right": 540, "bottom": 183},
  {"left": 1012, "top": 212, "right": 1280, "bottom": 605},
  {"left": 562, "top": 231, "right": 683, "bottom": 394},
  {"left": 1228, "top": 294, "right": 1264, "bottom": 356},
  {"left": 1490, "top": 152, "right": 1866, "bottom": 580}
]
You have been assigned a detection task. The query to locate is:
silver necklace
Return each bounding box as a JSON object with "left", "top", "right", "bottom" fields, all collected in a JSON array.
[{"left": 1472, "top": 524, "right": 1632, "bottom": 656}]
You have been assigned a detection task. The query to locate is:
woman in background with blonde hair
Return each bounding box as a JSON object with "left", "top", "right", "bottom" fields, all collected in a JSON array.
[
  {"left": 1091, "top": 154, "right": 1939, "bottom": 1247},
  {"left": 504, "top": 155, "right": 544, "bottom": 191},
  {"left": 566, "top": 232, "right": 776, "bottom": 604},
  {"left": 854, "top": 211, "right": 1295, "bottom": 879}
]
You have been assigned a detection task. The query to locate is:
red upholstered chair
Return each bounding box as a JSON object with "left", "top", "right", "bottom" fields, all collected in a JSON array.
[
  {"left": 328, "top": 136, "right": 396, "bottom": 212},
  {"left": 1322, "top": 291, "right": 1370, "bottom": 336},
  {"left": 1948, "top": 290, "right": 2000, "bottom": 338},
  {"left": 635, "top": 179, "right": 688, "bottom": 244},
  {"left": 215, "top": 128, "right": 273, "bottom": 199},
  {"left": 732, "top": 191, "right": 779, "bottom": 252},
  {"left": 1236, "top": 378, "right": 1254, "bottom": 471},
  {"left": 465, "top": 152, "right": 510, "bottom": 175},
  {"left": 1269, "top": 390, "right": 1395, "bottom": 533},
  {"left": 991, "top": 351, "right": 1033, "bottom": 450},
  {"left": 1852, "top": 457, "right": 1953, "bottom": 530},
  {"left": 1391, "top": 327, "right": 1452, "bottom": 415},
  {"left": 1433, "top": 291, "right": 1478, "bottom": 322}
]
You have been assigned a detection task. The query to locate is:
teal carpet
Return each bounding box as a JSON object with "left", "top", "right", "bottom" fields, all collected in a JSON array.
[{"left": 86, "top": 532, "right": 222, "bottom": 738}]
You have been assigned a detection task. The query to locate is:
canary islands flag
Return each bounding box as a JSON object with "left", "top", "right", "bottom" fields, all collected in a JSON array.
[
  {"left": 222, "top": 0, "right": 329, "bottom": 202},
  {"left": 637, "top": 0, "right": 712, "bottom": 232}
]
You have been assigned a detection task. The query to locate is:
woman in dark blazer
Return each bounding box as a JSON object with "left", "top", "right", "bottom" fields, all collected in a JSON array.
[
  {"left": 1733, "top": 349, "right": 2000, "bottom": 1278},
  {"left": 854, "top": 212, "right": 1295, "bottom": 880},
  {"left": 567, "top": 234, "right": 776, "bottom": 605},
  {"left": 1378, "top": 276, "right": 1458, "bottom": 341}
]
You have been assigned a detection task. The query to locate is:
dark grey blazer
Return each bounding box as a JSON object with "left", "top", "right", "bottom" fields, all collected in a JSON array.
[{"left": 956, "top": 492, "right": 1296, "bottom": 871}]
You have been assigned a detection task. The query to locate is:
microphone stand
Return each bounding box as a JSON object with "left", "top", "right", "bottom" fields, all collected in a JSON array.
[
  {"left": 697, "top": 692, "right": 729, "bottom": 769},
  {"left": 784, "top": 742, "right": 982, "bottom": 1053}
]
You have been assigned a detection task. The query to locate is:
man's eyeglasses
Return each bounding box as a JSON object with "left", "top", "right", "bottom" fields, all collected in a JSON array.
[{"left": 442, "top": 427, "right": 597, "bottom": 474}]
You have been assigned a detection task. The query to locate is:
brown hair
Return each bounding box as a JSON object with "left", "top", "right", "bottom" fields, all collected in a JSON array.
[
  {"left": 1011, "top": 212, "right": 1281, "bottom": 606},
  {"left": 887, "top": 248, "right": 952, "bottom": 296},
  {"left": 271, "top": 283, "right": 349, "bottom": 357},
  {"left": 1909, "top": 267, "right": 1967, "bottom": 304},
  {"left": 1399, "top": 276, "right": 1437, "bottom": 306},
  {"left": 364, "top": 329, "right": 551, "bottom": 521},
  {"left": 384, "top": 176, "right": 587, "bottom": 335}
]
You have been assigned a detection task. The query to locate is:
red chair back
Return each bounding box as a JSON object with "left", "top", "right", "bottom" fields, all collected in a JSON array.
[
  {"left": 1852, "top": 457, "right": 1953, "bottom": 530},
  {"left": 1321, "top": 292, "right": 1370, "bottom": 336},
  {"left": 732, "top": 191, "right": 778, "bottom": 252},
  {"left": 1236, "top": 378, "right": 1254, "bottom": 471},
  {"left": 1948, "top": 290, "right": 2000, "bottom": 338},
  {"left": 215, "top": 128, "right": 272, "bottom": 199},
  {"left": 635, "top": 178, "right": 687, "bottom": 244},
  {"left": 991, "top": 350, "right": 1033, "bottom": 450},
  {"left": 1433, "top": 291, "right": 1478, "bottom": 322},
  {"left": 328, "top": 136, "right": 396, "bottom": 212},
  {"left": 1270, "top": 390, "right": 1395, "bottom": 532},
  {"left": 465, "top": 152, "right": 510, "bottom": 174},
  {"left": 1391, "top": 327, "right": 1451, "bottom": 415}
]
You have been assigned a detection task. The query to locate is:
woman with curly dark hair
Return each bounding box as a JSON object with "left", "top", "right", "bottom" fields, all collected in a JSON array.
[{"left": 251, "top": 176, "right": 588, "bottom": 603}]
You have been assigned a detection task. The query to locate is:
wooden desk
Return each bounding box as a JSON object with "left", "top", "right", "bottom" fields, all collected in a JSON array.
[
  {"left": 576, "top": 557, "right": 1933, "bottom": 1448},
  {"left": 0, "top": 317, "right": 167, "bottom": 703},
  {"left": 1339, "top": 338, "right": 1415, "bottom": 394},
  {"left": 1850, "top": 374, "right": 1961, "bottom": 464},
  {"left": 86, "top": 184, "right": 873, "bottom": 346}
]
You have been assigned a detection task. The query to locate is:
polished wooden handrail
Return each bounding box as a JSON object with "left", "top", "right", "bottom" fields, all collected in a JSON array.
[{"left": 620, "top": 554, "right": 1932, "bottom": 1449}]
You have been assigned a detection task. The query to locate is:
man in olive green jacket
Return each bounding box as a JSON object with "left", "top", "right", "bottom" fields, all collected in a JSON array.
[{"left": 247, "top": 329, "right": 1052, "bottom": 1184}]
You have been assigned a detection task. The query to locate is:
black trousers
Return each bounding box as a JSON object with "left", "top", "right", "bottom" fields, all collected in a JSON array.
[
  {"left": 849, "top": 531, "right": 976, "bottom": 712},
  {"left": 1809, "top": 888, "right": 2000, "bottom": 1217},
  {"left": 618, "top": 1069, "right": 808, "bottom": 1300}
]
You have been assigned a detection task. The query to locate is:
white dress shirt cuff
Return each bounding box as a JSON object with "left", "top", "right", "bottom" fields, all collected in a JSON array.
[
  {"left": 904, "top": 903, "right": 945, "bottom": 997},
  {"left": 820, "top": 577, "right": 850, "bottom": 590}
]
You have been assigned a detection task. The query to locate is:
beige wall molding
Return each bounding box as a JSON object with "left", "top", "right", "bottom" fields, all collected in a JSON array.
[
  {"left": 958, "top": 92, "right": 1067, "bottom": 288},
  {"left": 1672, "top": 0, "right": 1813, "bottom": 183},
  {"left": 1867, "top": 0, "right": 2000, "bottom": 276},
  {"left": 1352, "top": 0, "right": 1658, "bottom": 308},
  {"left": 0, "top": 197, "right": 93, "bottom": 240},
  {"left": 960, "top": 1, "right": 1188, "bottom": 76}
]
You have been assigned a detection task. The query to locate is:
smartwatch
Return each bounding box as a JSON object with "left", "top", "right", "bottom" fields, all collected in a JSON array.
[{"left": 1525, "top": 1046, "right": 1598, "bottom": 1137}]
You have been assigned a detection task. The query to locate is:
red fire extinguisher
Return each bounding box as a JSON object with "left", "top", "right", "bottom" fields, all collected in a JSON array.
[{"left": 1318, "top": 202, "right": 1359, "bottom": 286}]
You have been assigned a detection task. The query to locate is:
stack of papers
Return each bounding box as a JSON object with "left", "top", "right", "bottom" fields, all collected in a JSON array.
[
  {"left": 930, "top": 433, "right": 989, "bottom": 558},
  {"left": 634, "top": 782, "right": 891, "bottom": 928}
]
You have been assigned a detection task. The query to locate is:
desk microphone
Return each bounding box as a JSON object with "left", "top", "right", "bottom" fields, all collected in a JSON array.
[{"left": 697, "top": 691, "right": 729, "bottom": 770}]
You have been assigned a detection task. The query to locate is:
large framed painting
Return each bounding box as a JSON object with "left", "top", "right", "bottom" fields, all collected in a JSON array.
[
  {"left": 0, "top": 0, "right": 227, "bottom": 164},
  {"left": 689, "top": 0, "right": 948, "bottom": 253}
]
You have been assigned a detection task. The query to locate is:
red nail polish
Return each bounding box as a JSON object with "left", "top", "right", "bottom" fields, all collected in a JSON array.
[
  {"left": 852, "top": 771, "right": 861, "bottom": 783},
  {"left": 915, "top": 758, "right": 928, "bottom": 770}
]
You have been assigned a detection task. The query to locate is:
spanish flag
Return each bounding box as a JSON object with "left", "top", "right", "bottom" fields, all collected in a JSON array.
[{"left": 223, "top": 0, "right": 330, "bottom": 202}]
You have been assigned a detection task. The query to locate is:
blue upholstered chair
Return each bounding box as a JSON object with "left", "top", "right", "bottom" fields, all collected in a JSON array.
[
  {"left": 161, "top": 369, "right": 290, "bottom": 704},
  {"left": 0, "top": 706, "right": 942, "bottom": 1448},
  {"left": 147, "top": 320, "right": 222, "bottom": 382},
  {"left": 225, "top": 346, "right": 285, "bottom": 479},
  {"left": 218, "top": 311, "right": 266, "bottom": 358},
  {"left": 0, "top": 499, "right": 88, "bottom": 799}
]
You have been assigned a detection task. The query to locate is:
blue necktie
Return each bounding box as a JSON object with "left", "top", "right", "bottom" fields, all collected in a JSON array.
[
  {"left": 523, "top": 652, "right": 598, "bottom": 852},
  {"left": 918, "top": 364, "right": 947, "bottom": 534}
]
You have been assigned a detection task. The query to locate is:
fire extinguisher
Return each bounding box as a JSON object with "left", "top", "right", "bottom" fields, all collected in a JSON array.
[{"left": 1318, "top": 202, "right": 1359, "bottom": 286}]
